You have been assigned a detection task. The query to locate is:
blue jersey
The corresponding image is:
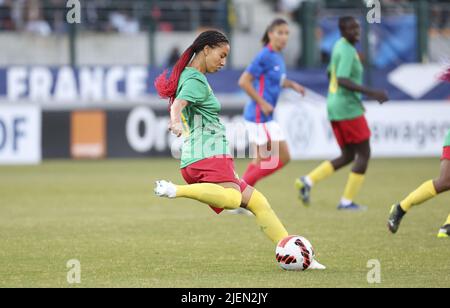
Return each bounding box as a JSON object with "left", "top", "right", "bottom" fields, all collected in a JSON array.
[{"left": 243, "top": 45, "right": 287, "bottom": 123}]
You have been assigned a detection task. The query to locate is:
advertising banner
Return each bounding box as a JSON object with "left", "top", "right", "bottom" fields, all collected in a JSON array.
[
  {"left": 40, "top": 101, "right": 450, "bottom": 160},
  {"left": 0, "top": 105, "right": 41, "bottom": 165},
  {"left": 276, "top": 98, "right": 450, "bottom": 159}
]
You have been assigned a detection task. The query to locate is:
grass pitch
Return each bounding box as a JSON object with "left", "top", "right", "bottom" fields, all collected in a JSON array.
[{"left": 0, "top": 158, "right": 449, "bottom": 288}]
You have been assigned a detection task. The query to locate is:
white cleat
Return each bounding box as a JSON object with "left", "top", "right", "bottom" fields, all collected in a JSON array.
[
  {"left": 226, "top": 208, "right": 254, "bottom": 216},
  {"left": 154, "top": 180, "right": 177, "bottom": 198},
  {"left": 308, "top": 259, "right": 326, "bottom": 270}
]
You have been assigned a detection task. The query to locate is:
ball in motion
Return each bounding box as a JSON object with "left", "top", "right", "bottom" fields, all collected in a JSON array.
[{"left": 275, "top": 235, "right": 315, "bottom": 271}]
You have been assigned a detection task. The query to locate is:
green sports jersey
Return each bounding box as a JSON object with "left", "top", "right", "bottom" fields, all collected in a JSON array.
[
  {"left": 176, "top": 67, "right": 230, "bottom": 169},
  {"left": 327, "top": 38, "right": 364, "bottom": 121},
  {"left": 444, "top": 130, "right": 450, "bottom": 147}
]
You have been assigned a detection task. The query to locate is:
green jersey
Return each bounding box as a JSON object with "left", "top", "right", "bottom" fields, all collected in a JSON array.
[
  {"left": 327, "top": 38, "right": 364, "bottom": 121},
  {"left": 444, "top": 130, "right": 450, "bottom": 147},
  {"left": 176, "top": 67, "right": 230, "bottom": 169}
]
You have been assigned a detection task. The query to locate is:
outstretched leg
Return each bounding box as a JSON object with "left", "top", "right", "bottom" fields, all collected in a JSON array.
[
  {"left": 155, "top": 181, "right": 242, "bottom": 210},
  {"left": 388, "top": 160, "right": 450, "bottom": 234}
]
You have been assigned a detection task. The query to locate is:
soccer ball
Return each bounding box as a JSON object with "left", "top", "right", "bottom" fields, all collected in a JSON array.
[{"left": 275, "top": 235, "right": 315, "bottom": 271}]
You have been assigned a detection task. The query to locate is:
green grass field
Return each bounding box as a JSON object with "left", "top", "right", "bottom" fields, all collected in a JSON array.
[{"left": 0, "top": 158, "right": 449, "bottom": 288}]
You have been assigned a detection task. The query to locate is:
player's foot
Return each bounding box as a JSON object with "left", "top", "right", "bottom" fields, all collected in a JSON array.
[
  {"left": 226, "top": 208, "right": 254, "bottom": 216},
  {"left": 337, "top": 202, "right": 367, "bottom": 211},
  {"left": 437, "top": 225, "right": 450, "bottom": 238},
  {"left": 154, "top": 180, "right": 177, "bottom": 198},
  {"left": 308, "top": 259, "right": 326, "bottom": 270},
  {"left": 295, "top": 177, "right": 311, "bottom": 205},
  {"left": 387, "top": 203, "right": 406, "bottom": 234}
]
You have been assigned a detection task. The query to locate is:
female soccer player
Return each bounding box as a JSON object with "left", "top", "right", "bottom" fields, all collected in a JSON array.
[
  {"left": 153, "top": 30, "right": 325, "bottom": 268},
  {"left": 388, "top": 67, "right": 450, "bottom": 238},
  {"left": 239, "top": 18, "right": 306, "bottom": 187},
  {"left": 295, "top": 16, "right": 389, "bottom": 211}
]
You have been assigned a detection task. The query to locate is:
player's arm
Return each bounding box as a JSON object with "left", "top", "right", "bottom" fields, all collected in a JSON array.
[
  {"left": 337, "top": 78, "right": 388, "bottom": 104},
  {"left": 282, "top": 79, "right": 305, "bottom": 96},
  {"left": 239, "top": 71, "right": 274, "bottom": 116},
  {"left": 335, "top": 47, "right": 388, "bottom": 104},
  {"left": 169, "top": 99, "right": 188, "bottom": 137}
]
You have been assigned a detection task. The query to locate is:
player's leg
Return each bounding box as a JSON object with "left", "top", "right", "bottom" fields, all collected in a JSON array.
[
  {"left": 241, "top": 184, "right": 326, "bottom": 269},
  {"left": 295, "top": 120, "right": 354, "bottom": 205},
  {"left": 242, "top": 121, "right": 265, "bottom": 185},
  {"left": 295, "top": 145, "right": 354, "bottom": 205},
  {"left": 241, "top": 185, "right": 288, "bottom": 244},
  {"left": 242, "top": 142, "right": 263, "bottom": 186},
  {"left": 337, "top": 140, "right": 370, "bottom": 211},
  {"left": 438, "top": 214, "right": 450, "bottom": 238},
  {"left": 243, "top": 141, "right": 289, "bottom": 185},
  {"left": 155, "top": 180, "right": 242, "bottom": 210},
  {"left": 388, "top": 159, "right": 450, "bottom": 234},
  {"left": 155, "top": 157, "right": 244, "bottom": 210},
  {"left": 243, "top": 122, "right": 288, "bottom": 186}
]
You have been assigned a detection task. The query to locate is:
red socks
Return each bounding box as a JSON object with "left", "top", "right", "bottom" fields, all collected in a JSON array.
[{"left": 243, "top": 158, "right": 284, "bottom": 187}]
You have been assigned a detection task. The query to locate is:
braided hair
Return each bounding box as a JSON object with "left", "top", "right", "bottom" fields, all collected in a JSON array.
[
  {"left": 440, "top": 67, "right": 450, "bottom": 83},
  {"left": 154, "top": 30, "right": 229, "bottom": 107}
]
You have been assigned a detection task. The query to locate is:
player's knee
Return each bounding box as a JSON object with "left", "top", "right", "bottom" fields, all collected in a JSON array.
[
  {"left": 353, "top": 161, "right": 369, "bottom": 174},
  {"left": 247, "top": 189, "right": 271, "bottom": 214},
  {"left": 225, "top": 188, "right": 242, "bottom": 209},
  {"left": 436, "top": 177, "right": 450, "bottom": 193},
  {"left": 282, "top": 154, "right": 291, "bottom": 165},
  {"left": 345, "top": 152, "right": 356, "bottom": 164},
  {"left": 362, "top": 149, "right": 371, "bottom": 161}
]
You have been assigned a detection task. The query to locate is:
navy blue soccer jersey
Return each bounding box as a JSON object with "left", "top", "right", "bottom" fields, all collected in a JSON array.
[{"left": 243, "top": 45, "right": 286, "bottom": 123}]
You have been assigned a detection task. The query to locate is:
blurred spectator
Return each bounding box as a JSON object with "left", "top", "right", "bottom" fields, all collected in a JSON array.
[
  {"left": 1, "top": 0, "right": 234, "bottom": 34},
  {"left": 167, "top": 47, "right": 181, "bottom": 67},
  {"left": 0, "top": 0, "right": 14, "bottom": 30},
  {"left": 25, "top": 0, "right": 51, "bottom": 36},
  {"left": 431, "top": 0, "right": 449, "bottom": 31},
  {"left": 278, "top": 0, "right": 306, "bottom": 14},
  {"left": 43, "top": 0, "right": 66, "bottom": 33},
  {"left": 109, "top": 10, "right": 139, "bottom": 34}
]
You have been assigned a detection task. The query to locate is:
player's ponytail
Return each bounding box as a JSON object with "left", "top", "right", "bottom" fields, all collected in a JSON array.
[
  {"left": 154, "top": 46, "right": 195, "bottom": 103},
  {"left": 262, "top": 18, "right": 288, "bottom": 46},
  {"left": 439, "top": 67, "right": 450, "bottom": 83},
  {"left": 154, "top": 30, "right": 229, "bottom": 107}
]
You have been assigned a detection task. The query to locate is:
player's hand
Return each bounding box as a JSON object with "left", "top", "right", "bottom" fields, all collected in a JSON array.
[
  {"left": 169, "top": 121, "right": 184, "bottom": 137},
  {"left": 371, "top": 90, "right": 389, "bottom": 104},
  {"left": 260, "top": 101, "right": 274, "bottom": 117},
  {"left": 291, "top": 82, "right": 306, "bottom": 97}
]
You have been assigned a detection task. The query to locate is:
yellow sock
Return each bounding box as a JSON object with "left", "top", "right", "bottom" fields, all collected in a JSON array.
[
  {"left": 444, "top": 214, "right": 450, "bottom": 226},
  {"left": 307, "top": 161, "right": 335, "bottom": 185},
  {"left": 176, "top": 184, "right": 242, "bottom": 210},
  {"left": 342, "top": 172, "right": 365, "bottom": 202},
  {"left": 400, "top": 180, "right": 437, "bottom": 212},
  {"left": 246, "top": 189, "right": 289, "bottom": 244}
]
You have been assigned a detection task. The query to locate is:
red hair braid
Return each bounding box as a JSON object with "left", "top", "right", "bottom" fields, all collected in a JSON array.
[{"left": 154, "top": 45, "right": 195, "bottom": 106}]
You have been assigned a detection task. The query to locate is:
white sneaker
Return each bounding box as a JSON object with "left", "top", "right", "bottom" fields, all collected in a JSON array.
[
  {"left": 308, "top": 259, "right": 326, "bottom": 270},
  {"left": 226, "top": 208, "right": 254, "bottom": 216},
  {"left": 154, "top": 180, "right": 177, "bottom": 198}
]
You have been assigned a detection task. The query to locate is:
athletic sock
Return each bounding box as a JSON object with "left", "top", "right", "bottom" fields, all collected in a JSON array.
[
  {"left": 307, "top": 161, "right": 335, "bottom": 186},
  {"left": 341, "top": 172, "right": 365, "bottom": 204},
  {"left": 176, "top": 183, "right": 242, "bottom": 210},
  {"left": 400, "top": 180, "right": 437, "bottom": 212},
  {"left": 246, "top": 189, "right": 289, "bottom": 244}
]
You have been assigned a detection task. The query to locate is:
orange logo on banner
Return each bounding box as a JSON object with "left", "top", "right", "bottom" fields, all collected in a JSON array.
[{"left": 71, "top": 111, "right": 106, "bottom": 159}]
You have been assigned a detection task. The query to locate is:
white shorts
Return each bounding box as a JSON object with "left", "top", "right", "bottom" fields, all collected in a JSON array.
[{"left": 245, "top": 121, "right": 286, "bottom": 146}]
